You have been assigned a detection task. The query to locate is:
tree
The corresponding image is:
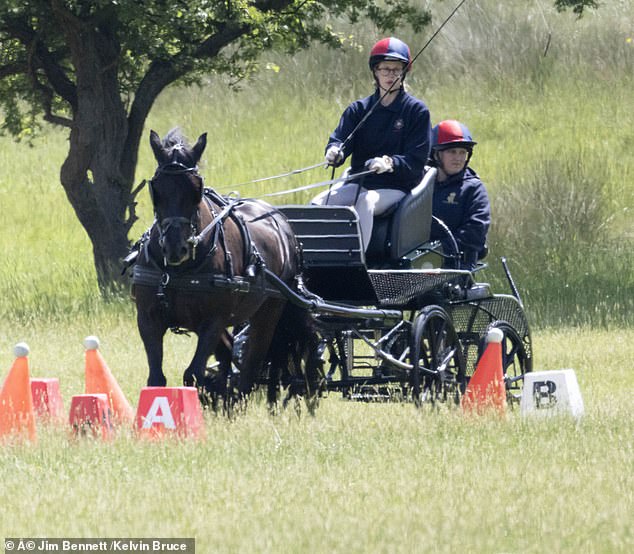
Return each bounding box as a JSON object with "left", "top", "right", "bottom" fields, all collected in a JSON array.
[
  {"left": 554, "top": 0, "right": 598, "bottom": 16},
  {"left": 0, "top": 0, "right": 596, "bottom": 293}
]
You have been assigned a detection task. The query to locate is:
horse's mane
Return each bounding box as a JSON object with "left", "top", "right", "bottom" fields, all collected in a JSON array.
[{"left": 161, "top": 128, "right": 197, "bottom": 167}]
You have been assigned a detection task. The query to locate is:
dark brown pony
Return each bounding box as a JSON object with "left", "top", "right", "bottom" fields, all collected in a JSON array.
[{"left": 132, "top": 129, "right": 307, "bottom": 403}]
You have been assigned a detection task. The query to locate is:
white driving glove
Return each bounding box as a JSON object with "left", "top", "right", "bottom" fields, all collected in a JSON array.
[
  {"left": 325, "top": 145, "right": 344, "bottom": 166},
  {"left": 366, "top": 155, "right": 394, "bottom": 174}
]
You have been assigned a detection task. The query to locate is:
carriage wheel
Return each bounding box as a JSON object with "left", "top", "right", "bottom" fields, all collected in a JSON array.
[
  {"left": 410, "top": 305, "right": 466, "bottom": 407},
  {"left": 480, "top": 321, "right": 532, "bottom": 406}
]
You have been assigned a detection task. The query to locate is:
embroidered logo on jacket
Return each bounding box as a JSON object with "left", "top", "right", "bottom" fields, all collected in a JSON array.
[
  {"left": 393, "top": 118, "right": 404, "bottom": 131},
  {"left": 444, "top": 192, "right": 458, "bottom": 205}
]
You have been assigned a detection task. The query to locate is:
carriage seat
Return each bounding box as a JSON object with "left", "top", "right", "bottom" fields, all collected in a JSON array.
[{"left": 365, "top": 166, "right": 436, "bottom": 267}]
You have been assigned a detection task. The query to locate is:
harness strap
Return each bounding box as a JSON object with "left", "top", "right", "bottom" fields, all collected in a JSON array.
[
  {"left": 187, "top": 188, "right": 235, "bottom": 246},
  {"left": 132, "top": 189, "right": 272, "bottom": 316},
  {"left": 231, "top": 210, "right": 264, "bottom": 277},
  {"left": 132, "top": 265, "right": 284, "bottom": 298},
  {"left": 216, "top": 218, "right": 234, "bottom": 278}
]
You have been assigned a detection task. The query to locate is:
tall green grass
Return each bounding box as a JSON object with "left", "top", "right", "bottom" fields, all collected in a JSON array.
[
  {"left": 0, "top": 322, "right": 632, "bottom": 552},
  {"left": 0, "top": 4, "right": 633, "bottom": 549},
  {"left": 0, "top": 0, "right": 632, "bottom": 328}
]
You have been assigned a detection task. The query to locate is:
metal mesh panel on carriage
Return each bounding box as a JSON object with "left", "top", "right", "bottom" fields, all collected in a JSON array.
[
  {"left": 367, "top": 269, "right": 471, "bottom": 308},
  {"left": 279, "top": 205, "right": 378, "bottom": 303},
  {"left": 447, "top": 294, "right": 532, "bottom": 375}
]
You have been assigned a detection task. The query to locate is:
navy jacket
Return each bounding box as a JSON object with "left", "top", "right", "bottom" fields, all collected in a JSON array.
[
  {"left": 431, "top": 167, "right": 491, "bottom": 267},
  {"left": 326, "top": 89, "right": 431, "bottom": 192}
]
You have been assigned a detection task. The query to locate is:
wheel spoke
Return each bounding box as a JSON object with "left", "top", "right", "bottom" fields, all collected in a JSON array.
[{"left": 410, "top": 306, "right": 466, "bottom": 406}]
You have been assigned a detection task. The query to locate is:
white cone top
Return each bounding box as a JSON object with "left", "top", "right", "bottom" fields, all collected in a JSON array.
[
  {"left": 14, "top": 342, "right": 30, "bottom": 357},
  {"left": 83, "top": 336, "right": 100, "bottom": 350},
  {"left": 486, "top": 328, "right": 505, "bottom": 344}
]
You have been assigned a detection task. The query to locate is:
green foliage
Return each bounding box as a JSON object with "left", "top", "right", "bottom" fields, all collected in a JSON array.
[
  {"left": 0, "top": 0, "right": 432, "bottom": 138},
  {"left": 554, "top": 0, "right": 599, "bottom": 16},
  {"left": 0, "top": 0, "right": 631, "bottom": 327},
  {"left": 489, "top": 154, "right": 634, "bottom": 328}
]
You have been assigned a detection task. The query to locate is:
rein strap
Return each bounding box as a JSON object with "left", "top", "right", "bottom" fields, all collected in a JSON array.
[{"left": 188, "top": 199, "right": 240, "bottom": 248}]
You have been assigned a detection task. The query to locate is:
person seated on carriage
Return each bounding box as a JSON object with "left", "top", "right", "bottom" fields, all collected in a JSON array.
[
  {"left": 429, "top": 119, "right": 491, "bottom": 271},
  {"left": 311, "top": 37, "right": 432, "bottom": 251}
]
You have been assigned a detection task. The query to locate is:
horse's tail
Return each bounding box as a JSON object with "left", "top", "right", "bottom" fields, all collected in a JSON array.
[{"left": 266, "top": 299, "right": 322, "bottom": 398}]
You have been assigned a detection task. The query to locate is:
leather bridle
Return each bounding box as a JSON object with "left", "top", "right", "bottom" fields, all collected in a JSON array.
[{"left": 149, "top": 161, "right": 202, "bottom": 264}]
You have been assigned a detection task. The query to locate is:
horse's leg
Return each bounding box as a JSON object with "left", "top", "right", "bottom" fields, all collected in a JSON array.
[
  {"left": 137, "top": 309, "right": 168, "bottom": 387},
  {"left": 238, "top": 299, "right": 285, "bottom": 402},
  {"left": 274, "top": 303, "right": 322, "bottom": 414},
  {"left": 265, "top": 327, "right": 286, "bottom": 412},
  {"left": 205, "top": 332, "right": 234, "bottom": 413},
  {"left": 302, "top": 324, "right": 324, "bottom": 416},
  {"left": 183, "top": 320, "right": 225, "bottom": 392}
]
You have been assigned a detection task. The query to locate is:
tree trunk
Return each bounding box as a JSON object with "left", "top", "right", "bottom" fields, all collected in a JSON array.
[{"left": 55, "top": 9, "right": 141, "bottom": 294}]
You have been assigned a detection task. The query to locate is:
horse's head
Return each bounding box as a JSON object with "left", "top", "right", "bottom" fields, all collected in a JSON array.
[{"left": 149, "top": 129, "right": 207, "bottom": 266}]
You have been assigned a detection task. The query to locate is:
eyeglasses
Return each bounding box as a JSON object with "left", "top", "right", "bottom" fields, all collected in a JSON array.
[{"left": 374, "top": 67, "right": 404, "bottom": 77}]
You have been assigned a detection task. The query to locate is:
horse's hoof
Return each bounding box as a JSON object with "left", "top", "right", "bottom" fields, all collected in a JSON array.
[
  {"left": 197, "top": 388, "right": 214, "bottom": 409},
  {"left": 183, "top": 372, "right": 195, "bottom": 387}
]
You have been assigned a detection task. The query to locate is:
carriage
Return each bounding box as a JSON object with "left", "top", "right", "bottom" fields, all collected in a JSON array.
[
  {"left": 130, "top": 130, "right": 532, "bottom": 410},
  {"left": 265, "top": 166, "right": 532, "bottom": 406}
]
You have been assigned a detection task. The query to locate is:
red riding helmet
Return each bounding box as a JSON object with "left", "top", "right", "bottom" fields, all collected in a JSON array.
[
  {"left": 369, "top": 37, "right": 412, "bottom": 72},
  {"left": 431, "top": 120, "right": 477, "bottom": 151}
]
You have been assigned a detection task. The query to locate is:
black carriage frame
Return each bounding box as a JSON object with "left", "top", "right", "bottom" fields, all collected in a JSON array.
[{"left": 265, "top": 191, "right": 533, "bottom": 406}]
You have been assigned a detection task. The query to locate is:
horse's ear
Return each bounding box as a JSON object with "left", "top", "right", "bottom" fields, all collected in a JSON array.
[
  {"left": 150, "top": 130, "right": 169, "bottom": 165},
  {"left": 192, "top": 133, "right": 207, "bottom": 164}
]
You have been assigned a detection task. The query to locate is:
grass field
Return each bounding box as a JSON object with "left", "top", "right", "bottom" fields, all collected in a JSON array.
[
  {"left": 0, "top": 1, "right": 632, "bottom": 327},
  {"left": 1, "top": 0, "right": 633, "bottom": 551},
  {"left": 0, "top": 320, "right": 633, "bottom": 552}
]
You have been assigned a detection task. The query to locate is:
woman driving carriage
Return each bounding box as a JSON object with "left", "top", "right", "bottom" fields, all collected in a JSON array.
[
  {"left": 429, "top": 119, "right": 491, "bottom": 271},
  {"left": 312, "top": 37, "right": 432, "bottom": 251}
]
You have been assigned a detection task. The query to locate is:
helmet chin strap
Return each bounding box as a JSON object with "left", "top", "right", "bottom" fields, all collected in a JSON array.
[
  {"left": 374, "top": 73, "right": 404, "bottom": 96},
  {"left": 434, "top": 150, "right": 472, "bottom": 179},
  {"left": 378, "top": 83, "right": 401, "bottom": 94}
]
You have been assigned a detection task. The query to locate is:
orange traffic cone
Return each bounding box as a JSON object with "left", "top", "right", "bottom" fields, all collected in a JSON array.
[
  {"left": 0, "top": 343, "right": 37, "bottom": 442},
  {"left": 462, "top": 328, "right": 507, "bottom": 415},
  {"left": 84, "top": 336, "right": 134, "bottom": 424}
]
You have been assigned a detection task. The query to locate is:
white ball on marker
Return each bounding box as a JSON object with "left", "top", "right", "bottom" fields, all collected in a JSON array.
[
  {"left": 486, "top": 328, "right": 505, "bottom": 344},
  {"left": 83, "top": 336, "right": 100, "bottom": 350},
  {"left": 14, "top": 342, "right": 30, "bottom": 357}
]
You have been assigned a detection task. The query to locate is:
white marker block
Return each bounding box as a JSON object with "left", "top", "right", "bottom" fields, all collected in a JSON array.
[{"left": 520, "top": 369, "right": 584, "bottom": 419}]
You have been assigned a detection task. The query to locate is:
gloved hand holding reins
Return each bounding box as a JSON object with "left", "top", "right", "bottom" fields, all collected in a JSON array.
[
  {"left": 325, "top": 145, "right": 344, "bottom": 167},
  {"left": 365, "top": 155, "right": 394, "bottom": 174}
]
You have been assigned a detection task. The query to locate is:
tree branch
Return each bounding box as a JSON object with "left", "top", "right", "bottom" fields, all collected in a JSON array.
[
  {"left": 42, "top": 110, "right": 73, "bottom": 128},
  {"left": 194, "top": 20, "right": 252, "bottom": 60},
  {"left": 2, "top": 15, "right": 78, "bottom": 109},
  {"left": 123, "top": 20, "right": 251, "bottom": 181},
  {"left": 0, "top": 61, "right": 28, "bottom": 78},
  {"left": 252, "top": 0, "right": 296, "bottom": 13}
]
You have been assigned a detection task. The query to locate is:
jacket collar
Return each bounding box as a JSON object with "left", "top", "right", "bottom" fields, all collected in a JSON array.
[{"left": 372, "top": 88, "right": 406, "bottom": 111}]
